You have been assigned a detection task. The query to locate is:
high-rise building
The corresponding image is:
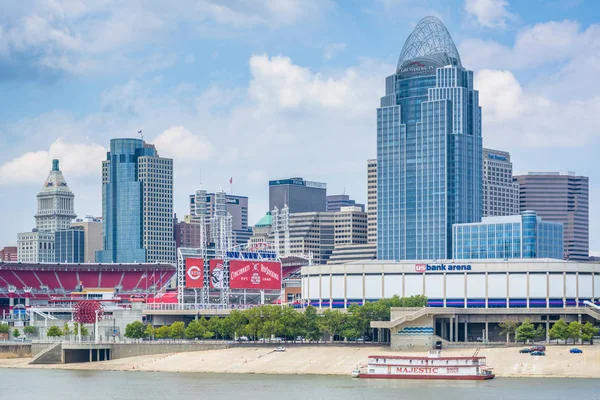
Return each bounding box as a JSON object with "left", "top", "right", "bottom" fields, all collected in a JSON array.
[
  {"left": 483, "top": 148, "right": 519, "bottom": 217},
  {"left": 188, "top": 190, "right": 251, "bottom": 247},
  {"left": 72, "top": 216, "right": 102, "bottom": 263},
  {"left": 17, "top": 159, "right": 77, "bottom": 263},
  {"left": 286, "top": 212, "right": 334, "bottom": 265},
  {"left": 0, "top": 247, "right": 17, "bottom": 262},
  {"left": 34, "top": 159, "right": 76, "bottom": 232},
  {"left": 453, "top": 211, "right": 563, "bottom": 260},
  {"left": 269, "top": 178, "right": 327, "bottom": 214},
  {"left": 334, "top": 206, "right": 368, "bottom": 246},
  {"left": 515, "top": 172, "right": 589, "bottom": 261},
  {"left": 54, "top": 227, "right": 85, "bottom": 263},
  {"left": 367, "top": 159, "right": 377, "bottom": 244},
  {"left": 377, "top": 17, "right": 482, "bottom": 260},
  {"left": 96, "top": 138, "right": 175, "bottom": 264},
  {"left": 326, "top": 194, "right": 364, "bottom": 212},
  {"left": 189, "top": 192, "right": 248, "bottom": 231}
]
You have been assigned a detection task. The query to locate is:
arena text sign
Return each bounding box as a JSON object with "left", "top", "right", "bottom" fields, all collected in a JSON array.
[{"left": 415, "top": 263, "right": 472, "bottom": 272}]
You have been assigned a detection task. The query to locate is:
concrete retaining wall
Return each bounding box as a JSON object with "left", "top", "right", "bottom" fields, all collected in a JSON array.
[
  {"left": 30, "top": 342, "right": 62, "bottom": 364},
  {"left": 110, "top": 342, "right": 230, "bottom": 359},
  {"left": 0, "top": 343, "right": 32, "bottom": 357}
]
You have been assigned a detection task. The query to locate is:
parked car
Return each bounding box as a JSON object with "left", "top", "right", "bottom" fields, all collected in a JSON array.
[
  {"left": 519, "top": 348, "right": 532, "bottom": 353},
  {"left": 529, "top": 345, "right": 546, "bottom": 352},
  {"left": 236, "top": 336, "right": 249, "bottom": 342},
  {"left": 274, "top": 346, "right": 286, "bottom": 352},
  {"left": 476, "top": 337, "right": 484, "bottom": 342},
  {"left": 530, "top": 351, "right": 545, "bottom": 356},
  {"left": 570, "top": 348, "right": 583, "bottom": 354}
]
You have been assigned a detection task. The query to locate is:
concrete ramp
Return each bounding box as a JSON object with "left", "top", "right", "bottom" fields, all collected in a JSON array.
[{"left": 29, "top": 342, "right": 62, "bottom": 364}]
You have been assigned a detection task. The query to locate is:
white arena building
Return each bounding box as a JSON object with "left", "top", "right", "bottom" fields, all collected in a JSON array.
[{"left": 301, "top": 260, "right": 600, "bottom": 348}]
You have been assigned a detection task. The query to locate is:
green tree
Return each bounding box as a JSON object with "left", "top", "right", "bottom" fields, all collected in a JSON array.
[
  {"left": 498, "top": 320, "right": 519, "bottom": 343},
  {"left": 169, "top": 321, "right": 185, "bottom": 339},
  {"left": 581, "top": 322, "right": 599, "bottom": 343},
  {"left": 63, "top": 323, "right": 72, "bottom": 337},
  {"left": 144, "top": 324, "right": 155, "bottom": 339},
  {"left": 12, "top": 329, "right": 20, "bottom": 339},
  {"left": 303, "top": 306, "right": 322, "bottom": 341},
  {"left": 549, "top": 319, "right": 569, "bottom": 344},
  {"left": 402, "top": 295, "right": 428, "bottom": 308},
  {"left": 125, "top": 321, "right": 145, "bottom": 339},
  {"left": 320, "top": 309, "right": 346, "bottom": 342},
  {"left": 73, "top": 323, "right": 89, "bottom": 337},
  {"left": 154, "top": 325, "right": 170, "bottom": 339},
  {"left": 47, "top": 325, "right": 62, "bottom": 337},
  {"left": 515, "top": 319, "right": 537, "bottom": 343},
  {"left": 23, "top": 325, "right": 36, "bottom": 338},
  {"left": 207, "top": 316, "right": 221, "bottom": 339},
  {"left": 567, "top": 321, "right": 582, "bottom": 344},
  {"left": 0, "top": 324, "right": 9, "bottom": 334},
  {"left": 185, "top": 320, "right": 213, "bottom": 339},
  {"left": 534, "top": 325, "right": 546, "bottom": 341}
]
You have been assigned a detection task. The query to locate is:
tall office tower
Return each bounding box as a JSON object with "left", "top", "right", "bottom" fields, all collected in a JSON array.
[
  {"left": 286, "top": 212, "right": 335, "bottom": 265},
  {"left": 96, "top": 138, "right": 175, "bottom": 264},
  {"left": 483, "top": 149, "right": 519, "bottom": 217},
  {"left": 269, "top": 177, "right": 327, "bottom": 214},
  {"left": 515, "top": 172, "right": 589, "bottom": 261},
  {"left": 35, "top": 159, "right": 76, "bottom": 232},
  {"left": 72, "top": 216, "right": 102, "bottom": 263},
  {"left": 367, "top": 159, "right": 377, "bottom": 244},
  {"left": 334, "top": 206, "right": 368, "bottom": 246},
  {"left": 0, "top": 247, "right": 17, "bottom": 262},
  {"left": 326, "top": 194, "right": 364, "bottom": 212},
  {"left": 17, "top": 159, "right": 77, "bottom": 262},
  {"left": 377, "top": 17, "right": 482, "bottom": 260}
]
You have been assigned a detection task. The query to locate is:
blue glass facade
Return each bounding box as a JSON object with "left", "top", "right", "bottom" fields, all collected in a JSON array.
[
  {"left": 452, "top": 211, "right": 564, "bottom": 259},
  {"left": 96, "top": 139, "right": 152, "bottom": 263},
  {"left": 55, "top": 229, "right": 84, "bottom": 263},
  {"left": 377, "top": 18, "right": 482, "bottom": 260}
]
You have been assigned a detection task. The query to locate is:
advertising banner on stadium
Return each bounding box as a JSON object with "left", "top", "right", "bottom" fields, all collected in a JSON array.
[
  {"left": 185, "top": 258, "right": 204, "bottom": 288},
  {"left": 210, "top": 259, "right": 226, "bottom": 289},
  {"left": 229, "top": 260, "right": 282, "bottom": 290}
]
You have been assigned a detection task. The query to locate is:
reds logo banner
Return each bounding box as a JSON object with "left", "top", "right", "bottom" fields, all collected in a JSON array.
[
  {"left": 229, "top": 260, "right": 282, "bottom": 290},
  {"left": 185, "top": 258, "right": 204, "bottom": 288},
  {"left": 210, "top": 259, "right": 225, "bottom": 289}
]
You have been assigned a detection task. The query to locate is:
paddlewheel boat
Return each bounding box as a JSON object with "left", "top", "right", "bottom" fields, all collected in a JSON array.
[{"left": 353, "top": 350, "right": 494, "bottom": 380}]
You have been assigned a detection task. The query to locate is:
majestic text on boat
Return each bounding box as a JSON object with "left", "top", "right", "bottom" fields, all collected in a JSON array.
[{"left": 357, "top": 350, "right": 494, "bottom": 380}]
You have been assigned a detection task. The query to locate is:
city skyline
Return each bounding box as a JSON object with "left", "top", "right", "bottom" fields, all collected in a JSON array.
[{"left": 0, "top": 1, "right": 598, "bottom": 251}]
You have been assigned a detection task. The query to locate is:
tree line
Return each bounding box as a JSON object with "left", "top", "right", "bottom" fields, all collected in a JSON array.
[
  {"left": 499, "top": 318, "right": 599, "bottom": 344},
  {"left": 124, "top": 295, "right": 428, "bottom": 341}
]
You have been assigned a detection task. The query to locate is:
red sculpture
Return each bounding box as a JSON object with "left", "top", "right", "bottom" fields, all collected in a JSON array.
[{"left": 73, "top": 300, "right": 104, "bottom": 324}]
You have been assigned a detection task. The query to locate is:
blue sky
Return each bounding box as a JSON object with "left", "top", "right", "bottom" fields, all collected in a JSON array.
[{"left": 0, "top": 0, "right": 598, "bottom": 251}]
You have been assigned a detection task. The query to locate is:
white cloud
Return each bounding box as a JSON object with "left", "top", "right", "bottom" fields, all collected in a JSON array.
[
  {"left": 323, "top": 42, "right": 346, "bottom": 60},
  {"left": 0, "top": 138, "right": 106, "bottom": 185},
  {"left": 461, "top": 20, "right": 599, "bottom": 70},
  {"left": 0, "top": 1, "right": 332, "bottom": 75},
  {"left": 247, "top": 54, "right": 390, "bottom": 116},
  {"left": 476, "top": 69, "right": 600, "bottom": 148},
  {"left": 465, "top": 0, "right": 514, "bottom": 28},
  {"left": 153, "top": 126, "right": 212, "bottom": 161}
]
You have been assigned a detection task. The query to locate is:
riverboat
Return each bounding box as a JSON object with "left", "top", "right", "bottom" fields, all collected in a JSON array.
[{"left": 356, "top": 350, "right": 494, "bottom": 380}]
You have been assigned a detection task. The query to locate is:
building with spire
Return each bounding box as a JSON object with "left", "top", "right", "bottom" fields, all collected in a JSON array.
[
  {"left": 377, "top": 17, "right": 482, "bottom": 260},
  {"left": 17, "top": 159, "right": 78, "bottom": 262},
  {"left": 96, "top": 138, "right": 175, "bottom": 264}
]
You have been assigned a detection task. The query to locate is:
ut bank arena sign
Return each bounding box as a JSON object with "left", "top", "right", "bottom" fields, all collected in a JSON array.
[{"left": 415, "top": 263, "right": 472, "bottom": 272}]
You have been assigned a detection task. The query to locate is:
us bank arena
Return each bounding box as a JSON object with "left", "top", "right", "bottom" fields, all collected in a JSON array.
[{"left": 301, "top": 259, "right": 600, "bottom": 350}]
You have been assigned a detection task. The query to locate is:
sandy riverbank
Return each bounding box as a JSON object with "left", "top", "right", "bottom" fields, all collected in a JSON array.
[{"left": 1, "top": 346, "right": 599, "bottom": 378}]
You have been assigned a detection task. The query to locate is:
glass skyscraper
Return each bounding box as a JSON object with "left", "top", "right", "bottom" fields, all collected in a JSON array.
[
  {"left": 377, "top": 17, "right": 482, "bottom": 260},
  {"left": 452, "top": 211, "right": 564, "bottom": 260},
  {"left": 96, "top": 138, "right": 175, "bottom": 264}
]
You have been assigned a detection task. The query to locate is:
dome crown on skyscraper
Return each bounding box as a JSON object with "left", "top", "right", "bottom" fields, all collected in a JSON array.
[{"left": 397, "top": 16, "right": 462, "bottom": 73}]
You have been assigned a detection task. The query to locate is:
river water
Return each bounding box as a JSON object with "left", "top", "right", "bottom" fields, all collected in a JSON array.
[{"left": 1, "top": 370, "right": 598, "bottom": 399}]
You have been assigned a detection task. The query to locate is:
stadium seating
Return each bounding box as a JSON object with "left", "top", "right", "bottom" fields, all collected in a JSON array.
[{"left": 0, "top": 263, "right": 176, "bottom": 299}]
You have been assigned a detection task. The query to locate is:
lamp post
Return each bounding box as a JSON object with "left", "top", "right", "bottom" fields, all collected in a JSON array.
[{"left": 94, "top": 310, "right": 99, "bottom": 344}]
